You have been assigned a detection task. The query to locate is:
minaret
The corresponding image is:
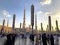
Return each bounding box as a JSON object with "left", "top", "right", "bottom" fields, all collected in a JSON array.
[
  {"left": 31, "top": 4, "right": 34, "bottom": 34},
  {"left": 56, "top": 20, "right": 59, "bottom": 31},
  {"left": 31, "top": 4, "right": 34, "bottom": 28},
  {"left": 3, "top": 19, "right": 5, "bottom": 28},
  {"left": 48, "top": 16, "right": 51, "bottom": 32},
  {"left": 12, "top": 14, "right": 16, "bottom": 30},
  {"left": 52, "top": 26, "right": 54, "bottom": 31},
  {"left": 41, "top": 23, "right": 43, "bottom": 31},
  {"left": 46, "top": 25, "right": 49, "bottom": 31},
  {"left": 7, "top": 19, "right": 9, "bottom": 27},
  {"left": 35, "top": 15, "right": 37, "bottom": 30},
  {"left": 29, "top": 25, "right": 31, "bottom": 29},
  {"left": 20, "top": 23, "right": 22, "bottom": 29},
  {"left": 1, "top": 19, "right": 5, "bottom": 33},
  {"left": 23, "top": 7, "right": 26, "bottom": 29}
]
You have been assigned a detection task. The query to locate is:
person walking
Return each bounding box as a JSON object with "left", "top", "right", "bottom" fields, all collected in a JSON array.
[
  {"left": 42, "top": 33, "right": 47, "bottom": 45},
  {"left": 5, "top": 33, "right": 16, "bottom": 45},
  {"left": 50, "top": 34, "right": 54, "bottom": 45}
]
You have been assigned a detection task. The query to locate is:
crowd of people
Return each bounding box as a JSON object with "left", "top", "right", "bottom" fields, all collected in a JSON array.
[
  {"left": 5, "top": 34, "right": 16, "bottom": 45},
  {"left": 42, "top": 33, "right": 54, "bottom": 45},
  {"left": 30, "top": 33, "right": 54, "bottom": 45},
  {"left": 0, "top": 33, "right": 58, "bottom": 45}
]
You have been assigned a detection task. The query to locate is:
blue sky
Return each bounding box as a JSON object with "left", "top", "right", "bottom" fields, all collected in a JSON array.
[{"left": 0, "top": 0, "right": 60, "bottom": 30}]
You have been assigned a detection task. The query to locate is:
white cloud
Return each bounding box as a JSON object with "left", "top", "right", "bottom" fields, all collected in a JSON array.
[
  {"left": 40, "top": 0, "right": 51, "bottom": 5},
  {"left": 37, "top": 11, "right": 43, "bottom": 15},
  {"left": 45, "top": 12, "right": 51, "bottom": 16},
  {"left": 0, "top": 10, "right": 11, "bottom": 17},
  {"left": 52, "top": 12, "right": 60, "bottom": 19},
  {"left": 6, "top": 14, "right": 11, "bottom": 17},
  {"left": 44, "top": 12, "right": 60, "bottom": 18},
  {"left": 37, "top": 11, "right": 52, "bottom": 16}
]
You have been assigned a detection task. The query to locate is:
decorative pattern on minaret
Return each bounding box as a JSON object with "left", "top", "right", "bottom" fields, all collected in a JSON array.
[{"left": 23, "top": 7, "right": 26, "bottom": 29}]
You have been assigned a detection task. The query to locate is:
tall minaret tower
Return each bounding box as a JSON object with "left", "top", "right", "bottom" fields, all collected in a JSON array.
[
  {"left": 3, "top": 19, "right": 5, "bottom": 28},
  {"left": 48, "top": 16, "right": 51, "bottom": 32},
  {"left": 1, "top": 19, "right": 5, "bottom": 33},
  {"left": 23, "top": 7, "right": 26, "bottom": 29},
  {"left": 20, "top": 23, "right": 22, "bottom": 29},
  {"left": 12, "top": 14, "right": 16, "bottom": 30},
  {"left": 31, "top": 4, "right": 34, "bottom": 29},
  {"left": 41, "top": 23, "right": 43, "bottom": 31},
  {"left": 56, "top": 20, "right": 59, "bottom": 31},
  {"left": 7, "top": 19, "right": 9, "bottom": 27},
  {"left": 31, "top": 4, "right": 34, "bottom": 34},
  {"left": 46, "top": 25, "right": 49, "bottom": 31},
  {"left": 35, "top": 15, "right": 37, "bottom": 30}
]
